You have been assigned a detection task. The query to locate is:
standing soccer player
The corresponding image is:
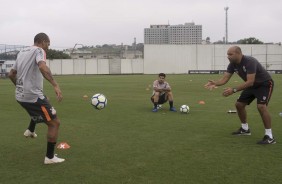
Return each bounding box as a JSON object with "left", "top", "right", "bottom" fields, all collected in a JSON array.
[
  {"left": 151, "top": 73, "right": 177, "bottom": 112},
  {"left": 8, "top": 33, "right": 65, "bottom": 164},
  {"left": 204, "top": 46, "right": 275, "bottom": 144}
]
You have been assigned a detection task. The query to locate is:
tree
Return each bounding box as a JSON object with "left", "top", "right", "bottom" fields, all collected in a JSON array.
[
  {"left": 47, "top": 49, "right": 71, "bottom": 59},
  {"left": 0, "top": 53, "right": 18, "bottom": 60},
  {"left": 213, "top": 40, "right": 224, "bottom": 44},
  {"left": 237, "top": 37, "right": 264, "bottom": 44},
  {"left": 136, "top": 43, "right": 144, "bottom": 53}
]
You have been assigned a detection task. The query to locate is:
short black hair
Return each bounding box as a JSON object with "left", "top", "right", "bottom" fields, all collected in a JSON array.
[
  {"left": 34, "top": 33, "right": 49, "bottom": 44},
  {"left": 159, "top": 73, "right": 166, "bottom": 78}
]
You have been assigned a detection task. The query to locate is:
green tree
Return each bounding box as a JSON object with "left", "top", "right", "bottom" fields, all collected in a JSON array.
[
  {"left": 237, "top": 37, "right": 264, "bottom": 44},
  {"left": 0, "top": 53, "right": 17, "bottom": 60},
  {"left": 47, "top": 49, "right": 71, "bottom": 59},
  {"left": 136, "top": 43, "right": 144, "bottom": 53}
]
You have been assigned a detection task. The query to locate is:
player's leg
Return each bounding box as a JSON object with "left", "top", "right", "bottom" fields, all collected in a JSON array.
[
  {"left": 235, "top": 101, "right": 247, "bottom": 127},
  {"left": 17, "top": 102, "right": 38, "bottom": 138},
  {"left": 257, "top": 104, "right": 271, "bottom": 129},
  {"left": 152, "top": 92, "right": 160, "bottom": 112},
  {"left": 256, "top": 80, "right": 275, "bottom": 144},
  {"left": 23, "top": 119, "right": 37, "bottom": 138},
  {"left": 45, "top": 117, "right": 65, "bottom": 164},
  {"left": 232, "top": 89, "right": 254, "bottom": 135},
  {"left": 18, "top": 98, "right": 65, "bottom": 163},
  {"left": 167, "top": 91, "right": 176, "bottom": 112},
  {"left": 35, "top": 97, "right": 65, "bottom": 164}
]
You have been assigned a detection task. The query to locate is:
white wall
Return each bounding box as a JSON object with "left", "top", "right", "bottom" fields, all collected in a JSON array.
[
  {"left": 144, "top": 44, "right": 282, "bottom": 74},
  {"left": 4, "top": 44, "right": 282, "bottom": 75},
  {"left": 121, "top": 59, "right": 143, "bottom": 74}
]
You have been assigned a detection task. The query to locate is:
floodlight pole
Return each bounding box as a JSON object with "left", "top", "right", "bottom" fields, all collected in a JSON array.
[
  {"left": 71, "top": 43, "right": 84, "bottom": 54},
  {"left": 224, "top": 7, "right": 229, "bottom": 44}
]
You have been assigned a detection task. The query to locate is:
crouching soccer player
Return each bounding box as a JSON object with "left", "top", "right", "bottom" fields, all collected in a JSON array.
[{"left": 151, "top": 73, "right": 177, "bottom": 112}]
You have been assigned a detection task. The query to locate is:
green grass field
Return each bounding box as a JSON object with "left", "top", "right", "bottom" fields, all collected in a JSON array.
[{"left": 1, "top": 74, "right": 282, "bottom": 184}]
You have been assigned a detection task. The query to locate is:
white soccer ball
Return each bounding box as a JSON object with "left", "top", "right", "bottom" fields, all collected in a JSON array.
[
  {"left": 180, "top": 105, "right": 190, "bottom": 113},
  {"left": 91, "top": 93, "right": 107, "bottom": 110}
]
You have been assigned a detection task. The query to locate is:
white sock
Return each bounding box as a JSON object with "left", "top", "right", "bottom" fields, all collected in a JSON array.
[
  {"left": 241, "top": 123, "right": 248, "bottom": 131},
  {"left": 265, "top": 129, "right": 273, "bottom": 139}
]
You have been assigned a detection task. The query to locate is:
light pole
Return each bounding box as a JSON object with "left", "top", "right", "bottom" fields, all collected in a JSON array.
[
  {"left": 224, "top": 7, "right": 229, "bottom": 44},
  {"left": 71, "top": 43, "right": 84, "bottom": 54}
]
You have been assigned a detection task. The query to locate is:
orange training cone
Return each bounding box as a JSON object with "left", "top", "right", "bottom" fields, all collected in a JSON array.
[
  {"left": 198, "top": 100, "right": 205, "bottom": 105},
  {"left": 57, "top": 142, "right": 71, "bottom": 149}
]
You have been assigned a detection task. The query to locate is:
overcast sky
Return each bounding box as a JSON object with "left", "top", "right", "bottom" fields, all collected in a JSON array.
[{"left": 0, "top": 0, "right": 281, "bottom": 49}]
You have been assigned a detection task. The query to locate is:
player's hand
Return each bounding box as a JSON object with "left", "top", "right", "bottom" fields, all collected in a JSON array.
[
  {"left": 54, "top": 86, "right": 63, "bottom": 102},
  {"left": 222, "top": 87, "right": 233, "bottom": 97},
  {"left": 204, "top": 80, "right": 216, "bottom": 90}
]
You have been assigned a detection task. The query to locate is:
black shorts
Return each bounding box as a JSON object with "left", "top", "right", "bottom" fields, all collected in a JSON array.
[
  {"left": 17, "top": 97, "right": 57, "bottom": 123},
  {"left": 151, "top": 92, "right": 168, "bottom": 104},
  {"left": 237, "top": 79, "right": 274, "bottom": 105}
]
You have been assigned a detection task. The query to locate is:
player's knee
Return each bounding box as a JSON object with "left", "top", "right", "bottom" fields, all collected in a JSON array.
[
  {"left": 257, "top": 104, "right": 267, "bottom": 112},
  {"left": 154, "top": 92, "right": 160, "bottom": 97},
  {"left": 48, "top": 118, "right": 60, "bottom": 128},
  {"left": 55, "top": 118, "right": 61, "bottom": 127},
  {"left": 235, "top": 102, "right": 245, "bottom": 109}
]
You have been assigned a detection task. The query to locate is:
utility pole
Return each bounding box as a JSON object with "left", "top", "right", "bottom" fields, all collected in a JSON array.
[{"left": 224, "top": 7, "right": 229, "bottom": 44}]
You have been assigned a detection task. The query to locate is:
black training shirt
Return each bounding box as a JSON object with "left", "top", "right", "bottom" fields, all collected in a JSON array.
[{"left": 227, "top": 55, "right": 272, "bottom": 84}]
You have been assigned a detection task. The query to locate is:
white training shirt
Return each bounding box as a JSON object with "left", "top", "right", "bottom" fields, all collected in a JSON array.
[
  {"left": 12, "top": 46, "right": 46, "bottom": 102},
  {"left": 152, "top": 80, "right": 171, "bottom": 95}
]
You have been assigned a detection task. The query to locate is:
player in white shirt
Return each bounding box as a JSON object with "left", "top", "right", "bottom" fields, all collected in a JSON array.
[
  {"left": 151, "top": 73, "right": 177, "bottom": 112},
  {"left": 8, "top": 33, "right": 65, "bottom": 164}
]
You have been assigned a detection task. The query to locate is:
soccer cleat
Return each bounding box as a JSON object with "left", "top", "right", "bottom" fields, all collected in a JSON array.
[
  {"left": 24, "top": 129, "right": 37, "bottom": 138},
  {"left": 232, "top": 127, "right": 251, "bottom": 135},
  {"left": 152, "top": 108, "right": 158, "bottom": 112},
  {"left": 44, "top": 154, "right": 65, "bottom": 164},
  {"left": 169, "top": 107, "right": 177, "bottom": 112},
  {"left": 257, "top": 135, "right": 276, "bottom": 145}
]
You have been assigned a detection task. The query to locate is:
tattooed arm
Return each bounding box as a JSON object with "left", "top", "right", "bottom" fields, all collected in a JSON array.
[{"left": 38, "top": 61, "right": 63, "bottom": 102}]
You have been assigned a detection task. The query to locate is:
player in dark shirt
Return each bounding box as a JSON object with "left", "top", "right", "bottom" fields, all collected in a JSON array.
[{"left": 204, "top": 46, "right": 275, "bottom": 144}]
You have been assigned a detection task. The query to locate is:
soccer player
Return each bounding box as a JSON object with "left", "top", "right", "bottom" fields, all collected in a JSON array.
[
  {"left": 204, "top": 46, "right": 275, "bottom": 144},
  {"left": 151, "top": 73, "right": 177, "bottom": 112},
  {"left": 8, "top": 33, "right": 65, "bottom": 164}
]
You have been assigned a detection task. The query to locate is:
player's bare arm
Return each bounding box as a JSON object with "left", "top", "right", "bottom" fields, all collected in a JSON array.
[
  {"left": 8, "top": 69, "right": 17, "bottom": 86},
  {"left": 162, "top": 87, "right": 171, "bottom": 92},
  {"left": 154, "top": 87, "right": 171, "bottom": 92},
  {"left": 205, "top": 72, "right": 232, "bottom": 90},
  {"left": 223, "top": 73, "right": 255, "bottom": 97},
  {"left": 38, "top": 61, "right": 63, "bottom": 102}
]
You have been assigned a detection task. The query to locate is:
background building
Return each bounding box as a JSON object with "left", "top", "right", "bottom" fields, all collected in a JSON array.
[
  {"left": 144, "top": 22, "right": 202, "bottom": 44},
  {"left": 144, "top": 25, "right": 169, "bottom": 44}
]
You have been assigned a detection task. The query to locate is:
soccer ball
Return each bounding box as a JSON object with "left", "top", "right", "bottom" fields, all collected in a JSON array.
[
  {"left": 180, "top": 105, "right": 190, "bottom": 113},
  {"left": 91, "top": 93, "right": 107, "bottom": 110}
]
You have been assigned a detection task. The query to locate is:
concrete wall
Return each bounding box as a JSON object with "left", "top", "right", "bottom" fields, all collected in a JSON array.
[
  {"left": 143, "top": 44, "right": 282, "bottom": 74},
  {"left": 4, "top": 44, "right": 282, "bottom": 75},
  {"left": 46, "top": 59, "right": 144, "bottom": 75}
]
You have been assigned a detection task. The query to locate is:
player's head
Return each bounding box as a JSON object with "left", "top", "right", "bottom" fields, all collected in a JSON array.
[
  {"left": 34, "top": 33, "right": 50, "bottom": 51},
  {"left": 158, "top": 73, "right": 166, "bottom": 83},
  {"left": 227, "top": 46, "right": 243, "bottom": 64}
]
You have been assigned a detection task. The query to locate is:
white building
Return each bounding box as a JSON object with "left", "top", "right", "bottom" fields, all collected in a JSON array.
[
  {"left": 144, "top": 25, "right": 169, "bottom": 44},
  {"left": 144, "top": 22, "right": 202, "bottom": 44}
]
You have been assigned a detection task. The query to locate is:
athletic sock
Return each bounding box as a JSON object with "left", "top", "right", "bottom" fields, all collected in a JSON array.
[
  {"left": 46, "top": 142, "right": 56, "bottom": 159},
  {"left": 28, "top": 120, "right": 36, "bottom": 132},
  {"left": 265, "top": 129, "right": 273, "bottom": 139},
  {"left": 154, "top": 102, "right": 158, "bottom": 108},
  {"left": 169, "top": 101, "right": 173, "bottom": 108},
  {"left": 241, "top": 123, "right": 249, "bottom": 131}
]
